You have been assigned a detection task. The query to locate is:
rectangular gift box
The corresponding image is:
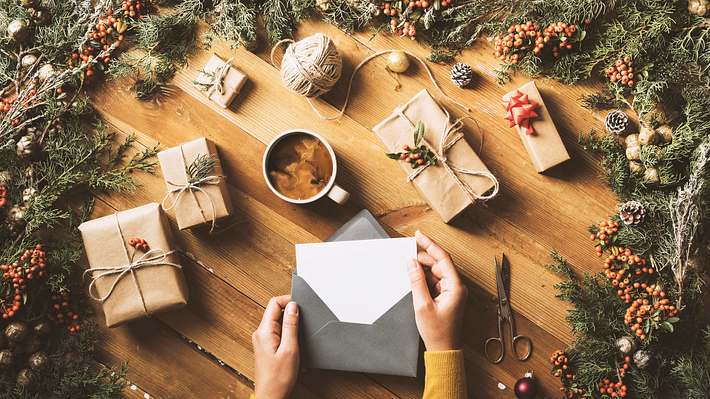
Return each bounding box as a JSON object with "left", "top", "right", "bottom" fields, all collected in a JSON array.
[
  {"left": 194, "top": 54, "right": 247, "bottom": 108},
  {"left": 78, "top": 203, "right": 189, "bottom": 327},
  {"left": 372, "top": 89, "right": 496, "bottom": 223},
  {"left": 157, "top": 137, "right": 233, "bottom": 230},
  {"left": 502, "top": 81, "right": 570, "bottom": 173}
]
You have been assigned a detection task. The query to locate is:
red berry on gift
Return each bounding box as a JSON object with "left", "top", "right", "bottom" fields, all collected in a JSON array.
[
  {"left": 128, "top": 237, "right": 149, "bottom": 252},
  {"left": 399, "top": 153, "right": 407, "bottom": 160},
  {"left": 403, "top": 145, "right": 411, "bottom": 151}
]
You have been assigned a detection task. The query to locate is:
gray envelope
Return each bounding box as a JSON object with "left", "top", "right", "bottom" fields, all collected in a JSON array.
[{"left": 291, "top": 210, "right": 420, "bottom": 377}]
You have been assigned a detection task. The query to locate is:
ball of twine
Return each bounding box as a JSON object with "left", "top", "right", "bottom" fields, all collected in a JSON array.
[{"left": 273, "top": 33, "right": 343, "bottom": 98}]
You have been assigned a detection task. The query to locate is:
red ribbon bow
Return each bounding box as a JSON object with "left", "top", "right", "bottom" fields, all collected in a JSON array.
[{"left": 502, "top": 90, "right": 539, "bottom": 135}]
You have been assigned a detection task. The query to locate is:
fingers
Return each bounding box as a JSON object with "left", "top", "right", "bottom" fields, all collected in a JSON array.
[
  {"left": 416, "top": 230, "right": 459, "bottom": 280},
  {"left": 409, "top": 259, "right": 433, "bottom": 310},
  {"left": 278, "top": 301, "right": 300, "bottom": 355}
]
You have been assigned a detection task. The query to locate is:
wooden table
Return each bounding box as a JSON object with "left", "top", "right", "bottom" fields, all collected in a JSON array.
[{"left": 89, "top": 18, "right": 617, "bottom": 399}]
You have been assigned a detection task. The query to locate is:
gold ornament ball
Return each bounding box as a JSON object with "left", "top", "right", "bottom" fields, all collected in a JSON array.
[
  {"left": 688, "top": 0, "right": 709, "bottom": 16},
  {"left": 386, "top": 51, "right": 410, "bottom": 73},
  {"left": 7, "top": 19, "right": 30, "bottom": 43},
  {"left": 38, "top": 64, "right": 56, "bottom": 82},
  {"left": 644, "top": 167, "right": 660, "bottom": 184}
]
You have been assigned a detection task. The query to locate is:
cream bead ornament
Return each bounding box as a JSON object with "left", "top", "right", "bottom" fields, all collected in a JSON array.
[
  {"left": 638, "top": 125, "right": 658, "bottom": 145},
  {"left": 626, "top": 145, "right": 641, "bottom": 161},
  {"left": 688, "top": 0, "right": 709, "bottom": 16},
  {"left": 628, "top": 160, "right": 645, "bottom": 174},
  {"left": 644, "top": 167, "right": 660, "bottom": 184},
  {"left": 656, "top": 124, "right": 673, "bottom": 143},
  {"left": 385, "top": 50, "right": 410, "bottom": 73}
]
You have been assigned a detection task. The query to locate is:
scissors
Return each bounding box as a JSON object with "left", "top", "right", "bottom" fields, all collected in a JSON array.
[{"left": 484, "top": 254, "right": 533, "bottom": 364}]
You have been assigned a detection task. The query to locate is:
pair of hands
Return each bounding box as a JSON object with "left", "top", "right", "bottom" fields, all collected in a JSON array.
[{"left": 252, "top": 230, "right": 468, "bottom": 399}]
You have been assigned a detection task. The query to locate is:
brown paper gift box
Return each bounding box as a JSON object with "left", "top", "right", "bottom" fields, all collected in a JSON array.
[
  {"left": 158, "top": 137, "right": 233, "bottom": 230},
  {"left": 78, "top": 203, "right": 188, "bottom": 327},
  {"left": 372, "top": 89, "right": 497, "bottom": 223},
  {"left": 194, "top": 53, "right": 248, "bottom": 108},
  {"left": 502, "top": 81, "right": 570, "bottom": 173}
]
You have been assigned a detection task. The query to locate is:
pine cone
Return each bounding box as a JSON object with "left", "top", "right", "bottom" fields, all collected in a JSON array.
[
  {"left": 605, "top": 109, "right": 630, "bottom": 135},
  {"left": 633, "top": 350, "right": 652, "bottom": 369},
  {"left": 16, "top": 134, "right": 37, "bottom": 158},
  {"left": 450, "top": 63, "right": 474, "bottom": 87},
  {"left": 619, "top": 200, "right": 645, "bottom": 225}
]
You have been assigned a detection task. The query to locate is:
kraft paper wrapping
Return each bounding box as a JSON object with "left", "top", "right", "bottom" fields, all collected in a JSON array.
[
  {"left": 78, "top": 203, "right": 188, "bottom": 328},
  {"left": 502, "top": 81, "right": 570, "bottom": 173},
  {"left": 194, "top": 54, "right": 247, "bottom": 108},
  {"left": 372, "top": 89, "right": 496, "bottom": 223},
  {"left": 158, "top": 137, "right": 233, "bottom": 230}
]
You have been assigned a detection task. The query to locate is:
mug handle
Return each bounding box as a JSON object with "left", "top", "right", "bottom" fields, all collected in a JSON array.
[{"left": 327, "top": 184, "right": 350, "bottom": 205}]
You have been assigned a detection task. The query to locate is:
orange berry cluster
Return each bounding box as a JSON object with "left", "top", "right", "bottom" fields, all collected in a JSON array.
[
  {"left": 48, "top": 292, "right": 81, "bottom": 334},
  {"left": 0, "top": 185, "right": 7, "bottom": 208},
  {"left": 382, "top": 0, "right": 454, "bottom": 39},
  {"left": 128, "top": 237, "right": 149, "bottom": 252},
  {"left": 0, "top": 244, "right": 46, "bottom": 320},
  {"left": 624, "top": 287, "right": 678, "bottom": 341},
  {"left": 597, "top": 357, "right": 630, "bottom": 398},
  {"left": 0, "top": 96, "right": 14, "bottom": 113},
  {"left": 494, "top": 21, "right": 585, "bottom": 64},
  {"left": 121, "top": 0, "right": 145, "bottom": 18},
  {"left": 550, "top": 350, "right": 585, "bottom": 398},
  {"left": 590, "top": 218, "right": 619, "bottom": 256},
  {"left": 69, "top": 8, "right": 129, "bottom": 79},
  {"left": 603, "top": 247, "right": 652, "bottom": 303},
  {"left": 605, "top": 56, "right": 637, "bottom": 88}
]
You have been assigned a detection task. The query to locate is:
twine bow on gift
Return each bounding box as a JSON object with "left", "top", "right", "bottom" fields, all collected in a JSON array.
[
  {"left": 396, "top": 108, "right": 499, "bottom": 202},
  {"left": 83, "top": 214, "right": 182, "bottom": 315},
  {"left": 207, "top": 57, "right": 234, "bottom": 98},
  {"left": 161, "top": 147, "right": 223, "bottom": 232}
]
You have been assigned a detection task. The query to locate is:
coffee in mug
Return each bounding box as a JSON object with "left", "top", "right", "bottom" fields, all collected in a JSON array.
[{"left": 263, "top": 130, "right": 349, "bottom": 204}]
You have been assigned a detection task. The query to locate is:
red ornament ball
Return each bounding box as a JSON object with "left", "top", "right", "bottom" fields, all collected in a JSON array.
[{"left": 514, "top": 372, "right": 538, "bottom": 399}]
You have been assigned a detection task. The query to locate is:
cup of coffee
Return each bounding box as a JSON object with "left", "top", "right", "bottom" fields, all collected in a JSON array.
[{"left": 263, "top": 130, "right": 350, "bottom": 205}]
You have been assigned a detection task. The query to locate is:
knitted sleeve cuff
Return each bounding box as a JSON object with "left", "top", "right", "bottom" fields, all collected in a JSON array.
[{"left": 424, "top": 350, "right": 466, "bottom": 376}]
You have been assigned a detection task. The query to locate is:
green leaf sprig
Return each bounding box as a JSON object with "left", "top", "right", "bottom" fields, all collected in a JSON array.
[{"left": 386, "top": 122, "right": 438, "bottom": 169}]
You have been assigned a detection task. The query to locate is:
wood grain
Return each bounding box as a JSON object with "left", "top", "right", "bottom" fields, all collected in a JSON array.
[{"left": 86, "top": 16, "right": 620, "bottom": 399}]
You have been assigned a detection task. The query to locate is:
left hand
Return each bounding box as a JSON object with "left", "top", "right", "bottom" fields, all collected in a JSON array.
[{"left": 252, "top": 295, "right": 300, "bottom": 399}]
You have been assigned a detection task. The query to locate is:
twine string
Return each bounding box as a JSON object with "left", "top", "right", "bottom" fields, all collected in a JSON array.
[
  {"left": 160, "top": 145, "right": 222, "bottom": 232},
  {"left": 207, "top": 57, "right": 235, "bottom": 97},
  {"left": 270, "top": 37, "right": 469, "bottom": 120},
  {"left": 396, "top": 108, "right": 499, "bottom": 202},
  {"left": 83, "top": 214, "right": 182, "bottom": 315}
]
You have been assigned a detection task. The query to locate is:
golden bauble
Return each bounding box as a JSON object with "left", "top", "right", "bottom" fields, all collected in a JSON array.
[
  {"left": 644, "top": 167, "right": 660, "bottom": 184},
  {"left": 625, "top": 133, "right": 639, "bottom": 147},
  {"left": 386, "top": 51, "right": 410, "bottom": 73},
  {"left": 656, "top": 124, "right": 673, "bottom": 143},
  {"left": 688, "top": 0, "right": 709, "bottom": 16},
  {"left": 638, "top": 126, "right": 658, "bottom": 145},
  {"left": 628, "top": 161, "right": 645, "bottom": 174},
  {"left": 626, "top": 145, "right": 641, "bottom": 161}
]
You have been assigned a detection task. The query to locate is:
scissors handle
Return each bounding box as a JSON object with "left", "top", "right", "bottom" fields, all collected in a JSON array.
[
  {"left": 511, "top": 335, "right": 533, "bottom": 361},
  {"left": 484, "top": 336, "right": 505, "bottom": 364}
]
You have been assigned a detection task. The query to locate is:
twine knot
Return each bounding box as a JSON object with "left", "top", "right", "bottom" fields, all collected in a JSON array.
[
  {"left": 208, "top": 57, "right": 234, "bottom": 97},
  {"left": 162, "top": 175, "right": 223, "bottom": 232}
]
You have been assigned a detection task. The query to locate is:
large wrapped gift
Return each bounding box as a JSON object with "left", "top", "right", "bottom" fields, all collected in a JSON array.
[
  {"left": 502, "top": 81, "right": 570, "bottom": 173},
  {"left": 79, "top": 203, "right": 188, "bottom": 327},
  {"left": 158, "top": 137, "right": 233, "bottom": 231},
  {"left": 194, "top": 53, "right": 248, "bottom": 108},
  {"left": 372, "top": 89, "right": 499, "bottom": 223}
]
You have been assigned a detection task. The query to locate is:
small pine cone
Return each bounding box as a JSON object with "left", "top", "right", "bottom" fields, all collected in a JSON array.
[
  {"left": 16, "top": 135, "right": 37, "bottom": 158},
  {"left": 619, "top": 200, "right": 645, "bottom": 225},
  {"left": 633, "top": 349, "right": 652, "bottom": 369},
  {"left": 315, "top": 0, "right": 330, "bottom": 11},
  {"left": 605, "top": 110, "right": 630, "bottom": 135},
  {"left": 450, "top": 63, "right": 474, "bottom": 88}
]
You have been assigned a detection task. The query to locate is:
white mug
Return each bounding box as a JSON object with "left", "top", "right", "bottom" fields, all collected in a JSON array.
[{"left": 263, "top": 129, "right": 350, "bottom": 205}]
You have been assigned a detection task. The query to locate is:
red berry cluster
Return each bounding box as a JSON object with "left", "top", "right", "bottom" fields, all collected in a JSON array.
[
  {"left": 494, "top": 21, "right": 587, "bottom": 64},
  {"left": 590, "top": 219, "right": 620, "bottom": 255},
  {"left": 603, "top": 247, "right": 651, "bottom": 303},
  {"left": 605, "top": 56, "right": 637, "bottom": 88},
  {"left": 69, "top": 8, "right": 130, "bottom": 79},
  {"left": 550, "top": 350, "right": 585, "bottom": 398},
  {"left": 0, "top": 185, "right": 8, "bottom": 208},
  {"left": 0, "top": 244, "right": 46, "bottom": 320},
  {"left": 0, "top": 96, "right": 15, "bottom": 113},
  {"left": 48, "top": 292, "right": 81, "bottom": 334},
  {"left": 597, "top": 357, "right": 630, "bottom": 398},
  {"left": 382, "top": 0, "right": 454, "bottom": 39},
  {"left": 624, "top": 286, "right": 678, "bottom": 341},
  {"left": 128, "top": 237, "right": 149, "bottom": 252},
  {"left": 121, "top": 0, "right": 145, "bottom": 18},
  {"left": 387, "top": 144, "right": 437, "bottom": 169}
]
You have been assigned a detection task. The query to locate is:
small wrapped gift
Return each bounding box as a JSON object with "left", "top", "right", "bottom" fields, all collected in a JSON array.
[
  {"left": 502, "top": 81, "right": 570, "bottom": 173},
  {"left": 158, "top": 137, "right": 233, "bottom": 231},
  {"left": 373, "top": 89, "right": 499, "bottom": 223},
  {"left": 194, "top": 54, "right": 247, "bottom": 108},
  {"left": 79, "top": 203, "right": 189, "bottom": 327}
]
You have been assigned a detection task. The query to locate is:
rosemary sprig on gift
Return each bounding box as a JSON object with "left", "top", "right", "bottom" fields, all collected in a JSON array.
[
  {"left": 193, "top": 69, "right": 218, "bottom": 93},
  {"left": 386, "top": 122, "right": 438, "bottom": 169},
  {"left": 186, "top": 154, "right": 218, "bottom": 184}
]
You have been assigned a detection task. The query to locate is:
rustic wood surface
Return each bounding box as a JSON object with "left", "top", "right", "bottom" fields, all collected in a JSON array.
[{"left": 87, "top": 17, "right": 619, "bottom": 399}]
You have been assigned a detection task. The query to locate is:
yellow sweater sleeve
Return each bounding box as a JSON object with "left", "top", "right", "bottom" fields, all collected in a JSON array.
[{"left": 423, "top": 350, "right": 468, "bottom": 399}]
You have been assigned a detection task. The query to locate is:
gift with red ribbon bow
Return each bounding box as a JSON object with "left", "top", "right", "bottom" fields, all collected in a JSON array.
[{"left": 503, "top": 90, "right": 540, "bottom": 135}]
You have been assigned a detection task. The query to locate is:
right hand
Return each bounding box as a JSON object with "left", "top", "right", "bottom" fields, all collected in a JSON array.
[{"left": 408, "top": 230, "right": 468, "bottom": 352}]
